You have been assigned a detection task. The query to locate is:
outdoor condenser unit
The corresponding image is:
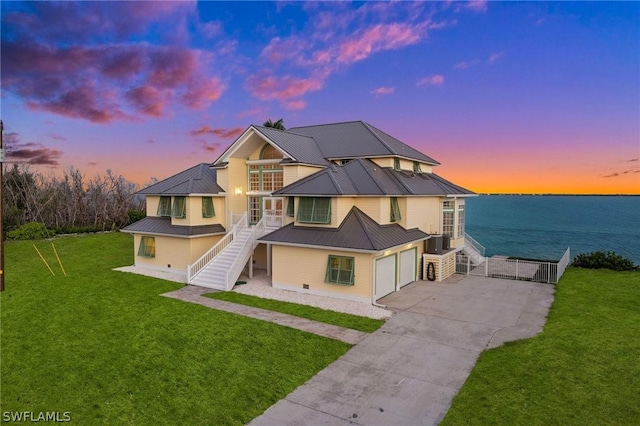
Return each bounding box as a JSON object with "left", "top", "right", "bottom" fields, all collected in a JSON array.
[
  {"left": 442, "top": 234, "right": 451, "bottom": 250},
  {"left": 426, "top": 236, "right": 443, "bottom": 254}
]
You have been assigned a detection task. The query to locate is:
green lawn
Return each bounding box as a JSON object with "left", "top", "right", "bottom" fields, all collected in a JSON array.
[
  {"left": 441, "top": 268, "right": 640, "bottom": 426},
  {"left": 205, "top": 291, "right": 385, "bottom": 333},
  {"left": 0, "top": 233, "right": 350, "bottom": 425}
]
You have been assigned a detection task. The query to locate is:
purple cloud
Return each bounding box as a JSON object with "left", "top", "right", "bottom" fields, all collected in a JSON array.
[
  {"left": 1, "top": 2, "right": 224, "bottom": 123},
  {"left": 4, "top": 132, "right": 63, "bottom": 166}
]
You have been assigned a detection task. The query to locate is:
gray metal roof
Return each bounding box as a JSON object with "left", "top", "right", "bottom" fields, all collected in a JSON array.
[
  {"left": 121, "top": 217, "right": 225, "bottom": 237},
  {"left": 287, "top": 121, "right": 440, "bottom": 165},
  {"left": 259, "top": 207, "right": 429, "bottom": 251},
  {"left": 274, "top": 158, "right": 474, "bottom": 196},
  {"left": 137, "top": 163, "right": 224, "bottom": 195},
  {"left": 252, "top": 126, "right": 331, "bottom": 167}
]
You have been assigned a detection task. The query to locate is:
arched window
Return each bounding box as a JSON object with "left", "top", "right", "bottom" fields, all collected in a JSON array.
[{"left": 260, "top": 144, "right": 283, "bottom": 160}]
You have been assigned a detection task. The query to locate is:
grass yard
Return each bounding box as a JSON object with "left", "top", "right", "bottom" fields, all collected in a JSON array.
[
  {"left": 205, "top": 291, "right": 385, "bottom": 333},
  {"left": 441, "top": 268, "right": 640, "bottom": 426},
  {"left": 0, "top": 233, "right": 350, "bottom": 425}
]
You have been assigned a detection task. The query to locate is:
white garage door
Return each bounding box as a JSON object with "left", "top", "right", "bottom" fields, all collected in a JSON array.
[
  {"left": 399, "top": 248, "right": 417, "bottom": 288},
  {"left": 375, "top": 255, "right": 396, "bottom": 299}
]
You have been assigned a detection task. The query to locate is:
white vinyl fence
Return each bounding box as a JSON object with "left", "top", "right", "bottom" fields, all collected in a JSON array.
[{"left": 456, "top": 247, "right": 571, "bottom": 284}]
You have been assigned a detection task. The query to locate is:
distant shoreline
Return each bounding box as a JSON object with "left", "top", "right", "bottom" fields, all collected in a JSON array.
[{"left": 478, "top": 193, "right": 639, "bottom": 197}]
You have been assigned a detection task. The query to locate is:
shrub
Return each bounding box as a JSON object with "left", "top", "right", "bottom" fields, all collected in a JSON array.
[
  {"left": 127, "top": 209, "right": 146, "bottom": 224},
  {"left": 6, "top": 222, "right": 54, "bottom": 241},
  {"left": 571, "top": 251, "right": 637, "bottom": 271}
]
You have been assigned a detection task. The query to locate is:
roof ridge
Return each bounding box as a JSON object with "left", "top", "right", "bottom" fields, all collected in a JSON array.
[
  {"left": 361, "top": 121, "right": 395, "bottom": 156},
  {"left": 255, "top": 125, "right": 316, "bottom": 140},
  {"left": 288, "top": 120, "right": 363, "bottom": 130},
  {"left": 354, "top": 159, "right": 386, "bottom": 194},
  {"left": 348, "top": 207, "right": 378, "bottom": 249},
  {"left": 386, "top": 168, "right": 416, "bottom": 195},
  {"left": 325, "top": 166, "right": 344, "bottom": 195}
]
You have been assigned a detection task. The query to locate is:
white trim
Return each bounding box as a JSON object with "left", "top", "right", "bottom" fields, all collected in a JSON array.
[
  {"left": 121, "top": 230, "right": 226, "bottom": 239},
  {"left": 272, "top": 282, "right": 371, "bottom": 304},
  {"left": 445, "top": 194, "right": 478, "bottom": 198},
  {"left": 246, "top": 159, "right": 284, "bottom": 166},
  {"left": 261, "top": 238, "right": 429, "bottom": 255},
  {"left": 325, "top": 154, "right": 439, "bottom": 166},
  {"left": 252, "top": 127, "right": 296, "bottom": 159}
]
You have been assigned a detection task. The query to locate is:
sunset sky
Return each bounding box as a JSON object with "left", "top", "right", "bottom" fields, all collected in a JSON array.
[{"left": 1, "top": 1, "right": 638, "bottom": 194}]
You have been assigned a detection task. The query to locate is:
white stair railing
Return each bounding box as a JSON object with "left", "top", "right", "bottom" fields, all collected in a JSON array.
[
  {"left": 187, "top": 213, "right": 248, "bottom": 282},
  {"left": 222, "top": 216, "right": 266, "bottom": 290},
  {"left": 464, "top": 232, "right": 486, "bottom": 257}
]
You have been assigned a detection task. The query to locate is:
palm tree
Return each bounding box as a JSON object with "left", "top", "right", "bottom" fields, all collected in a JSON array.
[{"left": 263, "top": 118, "right": 285, "bottom": 130}]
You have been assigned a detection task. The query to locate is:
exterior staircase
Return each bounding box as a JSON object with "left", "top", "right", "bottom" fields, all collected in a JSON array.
[
  {"left": 187, "top": 214, "right": 265, "bottom": 291},
  {"left": 461, "top": 232, "right": 486, "bottom": 265}
]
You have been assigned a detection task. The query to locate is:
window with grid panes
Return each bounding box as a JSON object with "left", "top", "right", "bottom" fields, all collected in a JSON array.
[
  {"left": 157, "top": 196, "right": 171, "bottom": 216},
  {"left": 172, "top": 196, "right": 186, "bottom": 218},
  {"left": 325, "top": 256, "right": 355, "bottom": 285},
  {"left": 297, "top": 197, "right": 331, "bottom": 224},
  {"left": 457, "top": 204, "right": 465, "bottom": 238},
  {"left": 390, "top": 197, "right": 401, "bottom": 222},
  {"left": 202, "top": 197, "right": 215, "bottom": 218},
  {"left": 442, "top": 200, "right": 454, "bottom": 237},
  {"left": 138, "top": 236, "right": 155, "bottom": 257}
]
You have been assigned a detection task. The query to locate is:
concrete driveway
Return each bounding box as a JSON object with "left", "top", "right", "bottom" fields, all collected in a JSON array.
[{"left": 251, "top": 274, "right": 555, "bottom": 426}]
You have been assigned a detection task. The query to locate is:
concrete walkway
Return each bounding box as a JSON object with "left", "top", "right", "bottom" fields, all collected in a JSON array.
[
  {"left": 161, "top": 285, "right": 369, "bottom": 345},
  {"left": 251, "top": 275, "right": 555, "bottom": 426}
]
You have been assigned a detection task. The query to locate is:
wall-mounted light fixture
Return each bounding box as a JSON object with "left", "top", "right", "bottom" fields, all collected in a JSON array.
[{"left": 234, "top": 187, "right": 243, "bottom": 196}]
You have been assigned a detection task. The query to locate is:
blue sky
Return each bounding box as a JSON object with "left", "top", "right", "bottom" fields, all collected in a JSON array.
[{"left": 1, "top": 1, "right": 638, "bottom": 193}]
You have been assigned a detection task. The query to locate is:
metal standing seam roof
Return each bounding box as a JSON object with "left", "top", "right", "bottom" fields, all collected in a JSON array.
[
  {"left": 121, "top": 217, "right": 226, "bottom": 237},
  {"left": 259, "top": 207, "right": 429, "bottom": 251},
  {"left": 252, "top": 126, "right": 331, "bottom": 167},
  {"left": 137, "top": 163, "right": 224, "bottom": 195},
  {"left": 274, "top": 158, "right": 474, "bottom": 196},
  {"left": 287, "top": 121, "right": 440, "bottom": 165}
]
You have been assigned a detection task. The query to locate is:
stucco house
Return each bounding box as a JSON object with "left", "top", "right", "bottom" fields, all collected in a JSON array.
[{"left": 122, "top": 120, "right": 479, "bottom": 304}]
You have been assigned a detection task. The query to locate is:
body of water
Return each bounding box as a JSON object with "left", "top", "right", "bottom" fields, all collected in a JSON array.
[{"left": 464, "top": 195, "right": 640, "bottom": 264}]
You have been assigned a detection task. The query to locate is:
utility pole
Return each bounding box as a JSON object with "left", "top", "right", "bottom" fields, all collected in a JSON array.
[{"left": 1, "top": 120, "right": 4, "bottom": 291}]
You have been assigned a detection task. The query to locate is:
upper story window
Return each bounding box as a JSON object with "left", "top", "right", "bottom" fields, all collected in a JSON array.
[
  {"left": 457, "top": 204, "right": 465, "bottom": 238},
  {"left": 297, "top": 197, "right": 331, "bottom": 224},
  {"left": 248, "top": 144, "right": 284, "bottom": 193},
  {"left": 157, "top": 196, "right": 171, "bottom": 217},
  {"left": 390, "top": 197, "right": 401, "bottom": 222},
  {"left": 172, "top": 196, "right": 186, "bottom": 219},
  {"left": 442, "top": 200, "right": 455, "bottom": 237},
  {"left": 394, "top": 158, "right": 401, "bottom": 170},
  {"left": 261, "top": 144, "right": 283, "bottom": 160},
  {"left": 202, "top": 197, "right": 215, "bottom": 218},
  {"left": 413, "top": 161, "right": 422, "bottom": 173}
]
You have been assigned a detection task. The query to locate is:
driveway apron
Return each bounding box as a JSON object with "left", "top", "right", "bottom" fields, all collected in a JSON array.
[{"left": 251, "top": 275, "right": 554, "bottom": 426}]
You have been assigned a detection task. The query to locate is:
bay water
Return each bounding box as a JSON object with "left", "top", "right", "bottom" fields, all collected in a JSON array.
[{"left": 464, "top": 195, "right": 640, "bottom": 264}]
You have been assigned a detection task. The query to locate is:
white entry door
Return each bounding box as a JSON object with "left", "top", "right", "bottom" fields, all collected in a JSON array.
[
  {"left": 263, "top": 197, "right": 284, "bottom": 228},
  {"left": 399, "top": 248, "right": 417, "bottom": 288},
  {"left": 375, "top": 255, "right": 397, "bottom": 299}
]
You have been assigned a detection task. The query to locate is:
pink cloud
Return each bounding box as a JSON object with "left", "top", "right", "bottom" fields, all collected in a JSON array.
[
  {"left": 464, "top": 1, "right": 488, "bottom": 13},
  {"left": 248, "top": 3, "right": 442, "bottom": 109},
  {"left": 126, "top": 86, "right": 166, "bottom": 117},
  {"left": 417, "top": 75, "right": 445, "bottom": 86},
  {"left": 284, "top": 100, "right": 307, "bottom": 110},
  {"left": 488, "top": 51, "right": 504, "bottom": 63},
  {"left": 371, "top": 87, "right": 395, "bottom": 97},
  {"left": 247, "top": 73, "right": 324, "bottom": 103},
  {"left": 190, "top": 126, "right": 244, "bottom": 139},
  {"left": 335, "top": 23, "right": 425, "bottom": 65}
]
